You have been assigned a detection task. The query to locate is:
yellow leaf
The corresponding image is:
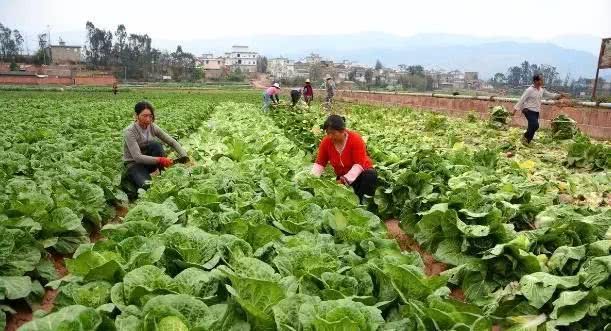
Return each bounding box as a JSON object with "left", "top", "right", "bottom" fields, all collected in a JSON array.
[
  {"left": 519, "top": 160, "right": 536, "bottom": 170},
  {"left": 452, "top": 142, "right": 465, "bottom": 150}
]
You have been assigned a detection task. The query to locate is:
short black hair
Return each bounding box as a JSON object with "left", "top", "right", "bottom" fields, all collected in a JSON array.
[
  {"left": 323, "top": 115, "right": 346, "bottom": 131},
  {"left": 533, "top": 74, "right": 543, "bottom": 82},
  {"left": 134, "top": 100, "right": 155, "bottom": 120}
]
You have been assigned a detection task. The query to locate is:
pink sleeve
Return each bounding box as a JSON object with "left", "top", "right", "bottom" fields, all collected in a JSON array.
[
  {"left": 343, "top": 164, "right": 364, "bottom": 184},
  {"left": 311, "top": 163, "right": 325, "bottom": 177}
]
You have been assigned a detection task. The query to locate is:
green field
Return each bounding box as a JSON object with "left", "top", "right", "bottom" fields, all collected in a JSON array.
[{"left": 1, "top": 90, "right": 610, "bottom": 330}]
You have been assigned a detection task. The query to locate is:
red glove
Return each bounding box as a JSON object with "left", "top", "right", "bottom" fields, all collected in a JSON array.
[{"left": 157, "top": 157, "right": 173, "bottom": 168}]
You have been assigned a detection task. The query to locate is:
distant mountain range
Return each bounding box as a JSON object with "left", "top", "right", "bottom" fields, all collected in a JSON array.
[{"left": 44, "top": 31, "right": 609, "bottom": 79}]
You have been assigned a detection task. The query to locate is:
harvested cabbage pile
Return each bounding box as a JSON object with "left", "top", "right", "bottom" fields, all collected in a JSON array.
[
  {"left": 488, "top": 105, "right": 510, "bottom": 129},
  {"left": 551, "top": 114, "right": 578, "bottom": 139}
]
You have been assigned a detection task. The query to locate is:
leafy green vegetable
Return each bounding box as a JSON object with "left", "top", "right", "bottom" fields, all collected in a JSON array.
[
  {"left": 19, "top": 305, "right": 103, "bottom": 331},
  {"left": 551, "top": 114, "right": 578, "bottom": 139},
  {"left": 489, "top": 105, "right": 511, "bottom": 129},
  {"left": 13, "top": 97, "right": 611, "bottom": 330}
]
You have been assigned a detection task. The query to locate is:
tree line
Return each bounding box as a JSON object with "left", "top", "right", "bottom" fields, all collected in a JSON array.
[
  {"left": 84, "top": 22, "right": 203, "bottom": 81},
  {"left": 489, "top": 61, "right": 606, "bottom": 96},
  {"left": 490, "top": 61, "right": 561, "bottom": 88},
  {"left": 0, "top": 21, "right": 271, "bottom": 82},
  {"left": 0, "top": 22, "right": 24, "bottom": 70}
]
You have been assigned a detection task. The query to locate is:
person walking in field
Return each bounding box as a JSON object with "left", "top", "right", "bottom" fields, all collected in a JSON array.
[
  {"left": 112, "top": 83, "right": 118, "bottom": 95},
  {"left": 121, "top": 100, "right": 189, "bottom": 199},
  {"left": 513, "top": 74, "right": 568, "bottom": 145},
  {"left": 311, "top": 115, "right": 377, "bottom": 205},
  {"left": 325, "top": 76, "right": 336, "bottom": 98},
  {"left": 324, "top": 76, "right": 336, "bottom": 110},
  {"left": 302, "top": 79, "right": 314, "bottom": 106},
  {"left": 262, "top": 83, "right": 281, "bottom": 112}
]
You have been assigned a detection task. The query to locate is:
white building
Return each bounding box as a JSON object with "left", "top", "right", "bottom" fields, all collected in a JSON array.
[
  {"left": 293, "top": 61, "right": 310, "bottom": 79},
  {"left": 224, "top": 45, "right": 258, "bottom": 73},
  {"left": 198, "top": 54, "right": 225, "bottom": 70},
  {"left": 305, "top": 53, "right": 323, "bottom": 64},
  {"left": 268, "top": 57, "right": 295, "bottom": 79},
  {"left": 352, "top": 66, "right": 368, "bottom": 83}
]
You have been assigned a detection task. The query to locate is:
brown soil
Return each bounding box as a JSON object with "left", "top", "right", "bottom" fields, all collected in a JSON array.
[
  {"left": 385, "top": 219, "right": 467, "bottom": 304},
  {"left": 385, "top": 219, "right": 448, "bottom": 277},
  {"left": 4, "top": 254, "right": 67, "bottom": 331},
  {"left": 450, "top": 288, "right": 466, "bottom": 301},
  {"left": 250, "top": 74, "right": 271, "bottom": 89},
  {"left": 4, "top": 302, "right": 31, "bottom": 331},
  {"left": 5, "top": 204, "right": 128, "bottom": 330},
  {"left": 89, "top": 204, "right": 128, "bottom": 243}
]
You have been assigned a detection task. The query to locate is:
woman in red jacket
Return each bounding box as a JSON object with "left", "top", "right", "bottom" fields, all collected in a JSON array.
[{"left": 311, "top": 115, "right": 377, "bottom": 203}]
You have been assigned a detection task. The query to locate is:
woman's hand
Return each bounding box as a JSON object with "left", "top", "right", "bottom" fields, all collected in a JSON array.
[{"left": 337, "top": 176, "right": 349, "bottom": 186}]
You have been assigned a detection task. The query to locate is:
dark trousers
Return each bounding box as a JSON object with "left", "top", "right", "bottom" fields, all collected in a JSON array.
[
  {"left": 125, "top": 141, "right": 165, "bottom": 191},
  {"left": 340, "top": 169, "right": 378, "bottom": 204},
  {"left": 522, "top": 109, "right": 540, "bottom": 143}
]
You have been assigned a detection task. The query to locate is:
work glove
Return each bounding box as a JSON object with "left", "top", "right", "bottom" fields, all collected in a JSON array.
[{"left": 157, "top": 157, "right": 173, "bottom": 168}]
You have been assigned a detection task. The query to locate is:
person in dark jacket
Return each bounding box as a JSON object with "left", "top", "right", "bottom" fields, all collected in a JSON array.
[{"left": 290, "top": 88, "right": 302, "bottom": 107}]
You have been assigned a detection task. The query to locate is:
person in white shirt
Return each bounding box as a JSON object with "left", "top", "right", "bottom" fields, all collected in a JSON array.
[{"left": 513, "top": 74, "right": 567, "bottom": 144}]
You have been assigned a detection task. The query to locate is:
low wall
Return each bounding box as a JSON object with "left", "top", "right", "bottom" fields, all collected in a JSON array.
[
  {"left": 74, "top": 76, "right": 117, "bottom": 86},
  {"left": 335, "top": 90, "right": 611, "bottom": 140},
  {"left": 0, "top": 75, "right": 73, "bottom": 85},
  {"left": 0, "top": 75, "right": 117, "bottom": 86}
]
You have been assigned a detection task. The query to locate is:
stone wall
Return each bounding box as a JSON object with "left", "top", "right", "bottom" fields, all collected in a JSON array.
[
  {"left": 335, "top": 90, "right": 611, "bottom": 140},
  {"left": 0, "top": 75, "right": 117, "bottom": 86}
]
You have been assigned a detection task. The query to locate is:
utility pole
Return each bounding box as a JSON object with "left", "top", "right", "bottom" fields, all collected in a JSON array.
[
  {"left": 592, "top": 38, "right": 610, "bottom": 101},
  {"left": 24, "top": 33, "right": 30, "bottom": 55},
  {"left": 46, "top": 25, "right": 52, "bottom": 65},
  {"left": 42, "top": 37, "right": 46, "bottom": 65}
]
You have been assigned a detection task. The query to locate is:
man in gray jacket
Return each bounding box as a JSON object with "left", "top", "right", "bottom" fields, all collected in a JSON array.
[
  {"left": 513, "top": 74, "right": 567, "bottom": 144},
  {"left": 122, "top": 100, "right": 188, "bottom": 198}
]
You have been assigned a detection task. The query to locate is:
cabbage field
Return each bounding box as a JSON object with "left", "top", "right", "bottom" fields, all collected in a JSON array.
[{"left": 1, "top": 90, "right": 610, "bottom": 330}]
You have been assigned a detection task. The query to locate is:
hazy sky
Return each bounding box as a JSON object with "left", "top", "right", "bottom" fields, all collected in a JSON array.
[{"left": 1, "top": 0, "right": 609, "bottom": 41}]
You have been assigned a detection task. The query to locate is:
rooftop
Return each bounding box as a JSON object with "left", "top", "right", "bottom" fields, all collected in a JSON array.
[{"left": 49, "top": 44, "right": 81, "bottom": 49}]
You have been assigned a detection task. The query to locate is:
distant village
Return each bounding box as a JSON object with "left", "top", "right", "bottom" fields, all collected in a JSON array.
[
  {"left": 1, "top": 40, "right": 606, "bottom": 97},
  {"left": 195, "top": 46, "right": 489, "bottom": 91}
]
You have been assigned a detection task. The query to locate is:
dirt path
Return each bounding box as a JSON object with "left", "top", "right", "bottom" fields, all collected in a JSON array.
[
  {"left": 385, "top": 219, "right": 447, "bottom": 276},
  {"left": 5, "top": 204, "right": 129, "bottom": 331},
  {"left": 250, "top": 73, "right": 270, "bottom": 89},
  {"left": 4, "top": 254, "right": 68, "bottom": 331},
  {"left": 384, "top": 219, "right": 465, "bottom": 301}
]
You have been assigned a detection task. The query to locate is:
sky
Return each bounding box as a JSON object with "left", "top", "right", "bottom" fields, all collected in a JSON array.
[{"left": 1, "top": 0, "right": 610, "bottom": 42}]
